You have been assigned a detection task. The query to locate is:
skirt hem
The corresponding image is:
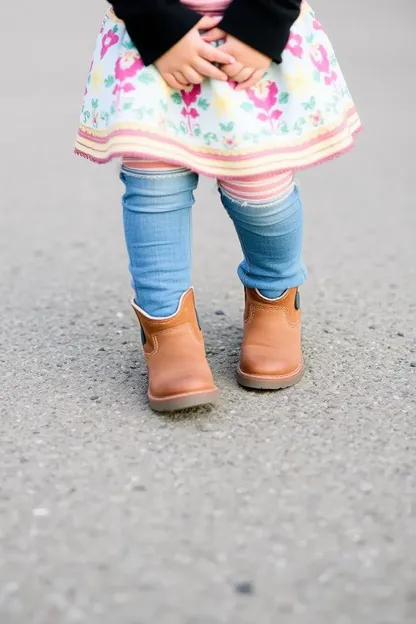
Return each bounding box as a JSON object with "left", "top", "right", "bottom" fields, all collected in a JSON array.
[{"left": 74, "top": 119, "right": 362, "bottom": 179}]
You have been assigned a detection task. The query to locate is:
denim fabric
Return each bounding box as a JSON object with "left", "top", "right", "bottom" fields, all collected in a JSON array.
[{"left": 121, "top": 166, "right": 306, "bottom": 317}]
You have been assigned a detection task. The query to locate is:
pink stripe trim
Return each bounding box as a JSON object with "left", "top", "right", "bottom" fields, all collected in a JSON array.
[
  {"left": 76, "top": 107, "right": 359, "bottom": 163},
  {"left": 75, "top": 121, "right": 362, "bottom": 179}
]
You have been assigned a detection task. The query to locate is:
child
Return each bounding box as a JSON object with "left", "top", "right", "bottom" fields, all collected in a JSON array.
[{"left": 75, "top": 0, "right": 361, "bottom": 412}]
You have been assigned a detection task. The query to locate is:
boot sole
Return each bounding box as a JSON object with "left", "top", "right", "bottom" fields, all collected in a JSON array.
[
  {"left": 149, "top": 388, "right": 220, "bottom": 413},
  {"left": 237, "top": 366, "right": 304, "bottom": 390}
]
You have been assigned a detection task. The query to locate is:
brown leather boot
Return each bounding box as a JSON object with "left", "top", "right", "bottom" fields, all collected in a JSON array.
[
  {"left": 238, "top": 287, "right": 304, "bottom": 390},
  {"left": 132, "top": 288, "right": 219, "bottom": 412}
]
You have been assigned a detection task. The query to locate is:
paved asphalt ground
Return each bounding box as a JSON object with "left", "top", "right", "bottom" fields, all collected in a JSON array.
[{"left": 1, "top": 1, "right": 415, "bottom": 622}]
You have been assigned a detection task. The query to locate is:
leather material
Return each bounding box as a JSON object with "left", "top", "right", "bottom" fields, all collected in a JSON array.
[
  {"left": 239, "top": 287, "right": 304, "bottom": 382},
  {"left": 132, "top": 289, "right": 218, "bottom": 404}
]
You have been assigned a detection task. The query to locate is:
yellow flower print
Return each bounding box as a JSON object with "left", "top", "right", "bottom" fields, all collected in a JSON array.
[
  {"left": 284, "top": 67, "right": 312, "bottom": 97},
  {"left": 157, "top": 73, "right": 173, "bottom": 98},
  {"left": 250, "top": 79, "right": 274, "bottom": 99},
  {"left": 90, "top": 65, "right": 104, "bottom": 92},
  {"left": 211, "top": 91, "right": 237, "bottom": 117}
]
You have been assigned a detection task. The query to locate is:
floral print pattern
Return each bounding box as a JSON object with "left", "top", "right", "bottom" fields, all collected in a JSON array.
[{"left": 76, "top": 3, "right": 361, "bottom": 176}]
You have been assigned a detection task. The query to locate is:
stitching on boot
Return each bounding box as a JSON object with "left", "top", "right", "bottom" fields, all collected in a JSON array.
[
  {"left": 145, "top": 325, "right": 203, "bottom": 360},
  {"left": 246, "top": 304, "right": 300, "bottom": 328}
]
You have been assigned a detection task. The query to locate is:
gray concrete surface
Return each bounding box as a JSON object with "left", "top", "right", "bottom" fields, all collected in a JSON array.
[{"left": 1, "top": 1, "right": 415, "bottom": 622}]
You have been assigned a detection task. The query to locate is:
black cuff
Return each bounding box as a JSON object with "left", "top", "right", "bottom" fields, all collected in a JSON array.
[
  {"left": 119, "top": 6, "right": 200, "bottom": 66},
  {"left": 221, "top": 0, "right": 301, "bottom": 63}
]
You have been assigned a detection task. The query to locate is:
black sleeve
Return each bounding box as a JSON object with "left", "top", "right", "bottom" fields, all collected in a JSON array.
[
  {"left": 109, "top": 0, "right": 200, "bottom": 66},
  {"left": 220, "top": 0, "right": 302, "bottom": 63}
]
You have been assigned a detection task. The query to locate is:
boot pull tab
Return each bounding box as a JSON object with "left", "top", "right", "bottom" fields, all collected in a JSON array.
[{"left": 294, "top": 290, "right": 301, "bottom": 311}]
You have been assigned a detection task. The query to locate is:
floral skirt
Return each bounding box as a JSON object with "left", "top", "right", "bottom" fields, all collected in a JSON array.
[{"left": 75, "top": 2, "right": 361, "bottom": 178}]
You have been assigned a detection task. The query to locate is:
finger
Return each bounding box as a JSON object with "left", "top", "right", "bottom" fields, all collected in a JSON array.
[
  {"left": 221, "top": 62, "right": 244, "bottom": 79},
  {"left": 197, "top": 15, "right": 223, "bottom": 30},
  {"left": 173, "top": 71, "right": 190, "bottom": 87},
  {"left": 236, "top": 69, "right": 265, "bottom": 91},
  {"left": 199, "top": 42, "right": 235, "bottom": 65},
  {"left": 164, "top": 73, "right": 184, "bottom": 90},
  {"left": 233, "top": 67, "right": 254, "bottom": 83},
  {"left": 201, "top": 28, "right": 226, "bottom": 43},
  {"left": 193, "top": 58, "right": 228, "bottom": 81},
  {"left": 182, "top": 66, "right": 204, "bottom": 85}
]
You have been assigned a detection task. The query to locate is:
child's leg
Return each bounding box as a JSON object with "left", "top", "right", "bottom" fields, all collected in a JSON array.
[
  {"left": 218, "top": 172, "right": 306, "bottom": 297},
  {"left": 121, "top": 161, "right": 198, "bottom": 318},
  {"left": 120, "top": 160, "right": 218, "bottom": 411},
  {"left": 218, "top": 172, "right": 305, "bottom": 390}
]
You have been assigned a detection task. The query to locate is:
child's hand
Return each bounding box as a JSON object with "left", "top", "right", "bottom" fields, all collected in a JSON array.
[
  {"left": 203, "top": 33, "right": 271, "bottom": 91},
  {"left": 155, "top": 16, "right": 235, "bottom": 89}
]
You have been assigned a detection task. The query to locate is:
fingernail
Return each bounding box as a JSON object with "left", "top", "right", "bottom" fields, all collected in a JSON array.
[{"left": 228, "top": 56, "right": 236, "bottom": 64}]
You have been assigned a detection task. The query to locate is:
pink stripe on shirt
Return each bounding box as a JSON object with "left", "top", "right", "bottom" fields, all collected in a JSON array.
[{"left": 181, "top": 0, "right": 231, "bottom": 13}]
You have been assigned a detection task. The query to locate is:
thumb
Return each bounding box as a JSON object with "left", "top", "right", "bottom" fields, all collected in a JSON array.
[{"left": 197, "top": 15, "right": 223, "bottom": 31}]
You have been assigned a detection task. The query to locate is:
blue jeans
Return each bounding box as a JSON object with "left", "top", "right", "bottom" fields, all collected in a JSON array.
[{"left": 121, "top": 166, "right": 306, "bottom": 317}]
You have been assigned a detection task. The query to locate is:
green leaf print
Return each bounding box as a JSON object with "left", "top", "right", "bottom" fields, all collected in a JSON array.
[
  {"left": 279, "top": 122, "right": 289, "bottom": 134},
  {"left": 243, "top": 132, "right": 260, "bottom": 144},
  {"left": 83, "top": 110, "right": 91, "bottom": 123},
  {"left": 167, "top": 120, "right": 180, "bottom": 135},
  {"left": 203, "top": 132, "right": 218, "bottom": 146},
  {"left": 179, "top": 121, "right": 188, "bottom": 135},
  {"left": 123, "top": 40, "right": 136, "bottom": 50},
  {"left": 104, "top": 75, "right": 115, "bottom": 88},
  {"left": 123, "top": 101, "right": 133, "bottom": 111},
  {"left": 197, "top": 98, "right": 209, "bottom": 111},
  {"left": 113, "top": 25, "right": 119, "bottom": 34},
  {"left": 220, "top": 122, "right": 235, "bottom": 132},
  {"left": 240, "top": 102, "right": 254, "bottom": 113},
  {"left": 330, "top": 54, "right": 337, "bottom": 67},
  {"left": 171, "top": 92, "right": 183, "bottom": 105},
  {"left": 194, "top": 126, "right": 202, "bottom": 137},
  {"left": 306, "top": 34, "right": 314, "bottom": 45},
  {"left": 100, "top": 112, "right": 110, "bottom": 126},
  {"left": 132, "top": 107, "right": 153, "bottom": 120},
  {"left": 110, "top": 104, "right": 116, "bottom": 116},
  {"left": 160, "top": 99, "right": 168, "bottom": 112},
  {"left": 278, "top": 92, "right": 290, "bottom": 105},
  {"left": 91, "top": 98, "right": 99, "bottom": 109},
  {"left": 138, "top": 72, "right": 155, "bottom": 85},
  {"left": 302, "top": 96, "right": 316, "bottom": 111},
  {"left": 293, "top": 121, "right": 304, "bottom": 136},
  {"left": 313, "top": 70, "right": 321, "bottom": 83}
]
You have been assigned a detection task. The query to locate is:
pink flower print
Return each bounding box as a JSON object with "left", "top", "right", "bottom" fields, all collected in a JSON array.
[
  {"left": 113, "top": 50, "right": 142, "bottom": 109},
  {"left": 85, "top": 60, "right": 93, "bottom": 96},
  {"left": 180, "top": 85, "right": 201, "bottom": 135},
  {"left": 181, "top": 107, "right": 199, "bottom": 119},
  {"left": 222, "top": 135, "right": 238, "bottom": 149},
  {"left": 312, "top": 18, "right": 323, "bottom": 30},
  {"left": 101, "top": 28, "right": 119, "bottom": 59},
  {"left": 310, "top": 44, "right": 330, "bottom": 74},
  {"left": 247, "top": 80, "right": 278, "bottom": 111},
  {"left": 309, "top": 110, "right": 323, "bottom": 127},
  {"left": 324, "top": 70, "right": 338, "bottom": 86},
  {"left": 180, "top": 84, "right": 201, "bottom": 108},
  {"left": 286, "top": 33, "right": 303, "bottom": 58},
  {"left": 246, "top": 80, "right": 282, "bottom": 132},
  {"left": 115, "top": 50, "right": 144, "bottom": 82}
]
